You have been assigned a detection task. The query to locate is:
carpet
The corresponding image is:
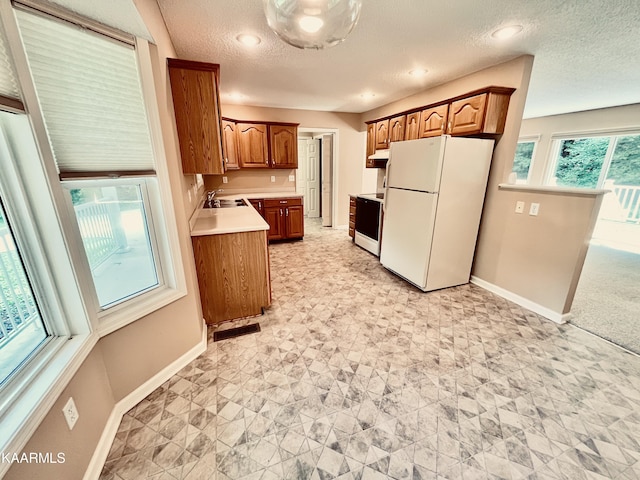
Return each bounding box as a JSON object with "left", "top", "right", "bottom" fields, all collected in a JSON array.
[{"left": 570, "top": 244, "right": 640, "bottom": 354}]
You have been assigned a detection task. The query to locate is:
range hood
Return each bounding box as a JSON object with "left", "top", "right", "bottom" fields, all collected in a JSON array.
[
  {"left": 368, "top": 149, "right": 390, "bottom": 160},
  {"left": 367, "top": 149, "right": 389, "bottom": 167}
]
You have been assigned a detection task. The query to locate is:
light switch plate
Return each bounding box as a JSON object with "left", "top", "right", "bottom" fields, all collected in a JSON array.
[
  {"left": 515, "top": 201, "right": 525, "bottom": 214},
  {"left": 529, "top": 202, "right": 540, "bottom": 216},
  {"left": 222, "top": 176, "right": 228, "bottom": 184},
  {"left": 288, "top": 175, "right": 295, "bottom": 182},
  {"left": 270, "top": 176, "right": 276, "bottom": 183}
]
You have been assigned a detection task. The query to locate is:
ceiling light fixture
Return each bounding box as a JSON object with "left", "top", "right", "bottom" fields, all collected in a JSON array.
[
  {"left": 360, "top": 92, "right": 375, "bottom": 99},
  {"left": 236, "top": 34, "right": 261, "bottom": 46},
  {"left": 491, "top": 24, "right": 523, "bottom": 40},
  {"left": 263, "top": 0, "right": 363, "bottom": 50}
]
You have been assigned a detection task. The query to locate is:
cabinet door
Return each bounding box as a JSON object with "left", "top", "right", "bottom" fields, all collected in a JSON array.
[
  {"left": 264, "top": 206, "right": 285, "bottom": 240},
  {"left": 269, "top": 124, "right": 298, "bottom": 168},
  {"left": 285, "top": 205, "right": 304, "bottom": 239},
  {"left": 375, "top": 119, "right": 389, "bottom": 150},
  {"left": 388, "top": 115, "right": 406, "bottom": 143},
  {"left": 418, "top": 104, "right": 449, "bottom": 138},
  {"left": 447, "top": 93, "right": 487, "bottom": 136},
  {"left": 404, "top": 112, "right": 420, "bottom": 140},
  {"left": 366, "top": 123, "right": 376, "bottom": 167},
  {"left": 237, "top": 123, "right": 269, "bottom": 168},
  {"left": 168, "top": 60, "right": 224, "bottom": 175},
  {"left": 248, "top": 198, "right": 264, "bottom": 217},
  {"left": 221, "top": 119, "right": 240, "bottom": 170}
]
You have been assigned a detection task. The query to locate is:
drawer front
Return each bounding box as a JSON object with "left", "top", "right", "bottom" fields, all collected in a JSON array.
[{"left": 264, "top": 197, "right": 303, "bottom": 208}]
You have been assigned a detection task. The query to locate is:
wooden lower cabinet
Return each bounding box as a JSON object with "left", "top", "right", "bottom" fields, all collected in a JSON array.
[
  {"left": 192, "top": 230, "right": 271, "bottom": 324},
  {"left": 262, "top": 197, "right": 304, "bottom": 241}
]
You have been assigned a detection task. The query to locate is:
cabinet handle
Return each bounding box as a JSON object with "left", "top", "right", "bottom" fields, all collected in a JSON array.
[
  {"left": 280, "top": 200, "right": 287, "bottom": 204},
  {"left": 258, "top": 201, "right": 262, "bottom": 209},
  {"left": 448, "top": 121, "right": 452, "bottom": 132},
  {"left": 286, "top": 208, "right": 289, "bottom": 216},
  {"left": 280, "top": 208, "right": 283, "bottom": 217}
]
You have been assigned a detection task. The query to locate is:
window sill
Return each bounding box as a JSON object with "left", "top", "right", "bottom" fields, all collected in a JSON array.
[
  {"left": 0, "top": 332, "right": 97, "bottom": 478},
  {"left": 498, "top": 183, "right": 609, "bottom": 197},
  {"left": 97, "top": 285, "right": 187, "bottom": 337}
]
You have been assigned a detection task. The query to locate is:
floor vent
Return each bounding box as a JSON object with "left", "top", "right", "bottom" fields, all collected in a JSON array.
[{"left": 213, "top": 323, "right": 261, "bottom": 342}]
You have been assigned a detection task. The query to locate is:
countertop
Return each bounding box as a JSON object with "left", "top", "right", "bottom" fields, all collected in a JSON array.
[{"left": 190, "top": 191, "right": 303, "bottom": 236}]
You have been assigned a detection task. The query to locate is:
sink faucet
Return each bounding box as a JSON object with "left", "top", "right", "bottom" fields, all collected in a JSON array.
[{"left": 205, "top": 189, "right": 224, "bottom": 206}]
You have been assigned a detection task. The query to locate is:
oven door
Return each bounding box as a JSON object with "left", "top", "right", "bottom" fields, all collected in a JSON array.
[{"left": 354, "top": 197, "right": 381, "bottom": 255}]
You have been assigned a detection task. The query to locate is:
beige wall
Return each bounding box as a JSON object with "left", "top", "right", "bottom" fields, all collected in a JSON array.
[
  {"left": 520, "top": 103, "right": 640, "bottom": 185},
  {"left": 219, "top": 104, "right": 365, "bottom": 226},
  {"left": 474, "top": 187, "right": 603, "bottom": 314},
  {"left": 205, "top": 168, "right": 297, "bottom": 194},
  {"left": 6, "top": 1, "right": 205, "bottom": 478},
  {"left": 5, "top": 347, "right": 114, "bottom": 480}
]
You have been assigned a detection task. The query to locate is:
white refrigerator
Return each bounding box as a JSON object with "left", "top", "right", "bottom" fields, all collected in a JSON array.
[{"left": 380, "top": 136, "right": 494, "bottom": 291}]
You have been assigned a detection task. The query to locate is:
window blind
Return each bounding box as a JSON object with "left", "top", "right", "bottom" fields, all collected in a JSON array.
[
  {"left": 0, "top": 26, "right": 21, "bottom": 105},
  {"left": 15, "top": 9, "right": 155, "bottom": 175}
]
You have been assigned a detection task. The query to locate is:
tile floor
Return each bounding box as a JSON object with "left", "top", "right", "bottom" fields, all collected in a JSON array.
[{"left": 100, "top": 219, "right": 640, "bottom": 480}]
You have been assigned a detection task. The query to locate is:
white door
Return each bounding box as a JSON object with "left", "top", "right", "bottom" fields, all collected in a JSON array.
[
  {"left": 306, "top": 139, "right": 320, "bottom": 218},
  {"left": 320, "top": 134, "right": 333, "bottom": 227},
  {"left": 296, "top": 139, "right": 307, "bottom": 205},
  {"left": 380, "top": 188, "right": 438, "bottom": 290}
]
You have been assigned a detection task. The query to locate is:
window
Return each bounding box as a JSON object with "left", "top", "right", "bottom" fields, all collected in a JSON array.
[
  {"left": 546, "top": 133, "right": 640, "bottom": 189},
  {"left": 511, "top": 138, "right": 537, "bottom": 184},
  {"left": 14, "top": 6, "right": 185, "bottom": 329},
  {"left": 0, "top": 198, "right": 49, "bottom": 386}
]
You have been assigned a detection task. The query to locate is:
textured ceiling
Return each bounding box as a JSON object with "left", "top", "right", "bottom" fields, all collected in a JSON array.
[
  {"left": 50, "top": 0, "right": 640, "bottom": 119},
  {"left": 154, "top": 0, "right": 640, "bottom": 119}
]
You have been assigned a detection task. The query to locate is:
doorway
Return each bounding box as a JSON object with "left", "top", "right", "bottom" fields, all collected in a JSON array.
[{"left": 297, "top": 129, "right": 337, "bottom": 227}]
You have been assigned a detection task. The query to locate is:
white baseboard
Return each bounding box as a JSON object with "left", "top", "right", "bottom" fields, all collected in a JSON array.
[
  {"left": 83, "top": 324, "right": 207, "bottom": 480},
  {"left": 470, "top": 276, "right": 568, "bottom": 324}
]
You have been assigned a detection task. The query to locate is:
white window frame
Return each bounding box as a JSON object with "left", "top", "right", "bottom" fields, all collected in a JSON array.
[
  {"left": 544, "top": 127, "right": 640, "bottom": 188},
  {"left": 0, "top": 1, "right": 188, "bottom": 468},
  {"left": 513, "top": 135, "right": 539, "bottom": 184},
  {"left": 0, "top": 112, "right": 96, "bottom": 478},
  {"left": 6, "top": 4, "right": 187, "bottom": 336}
]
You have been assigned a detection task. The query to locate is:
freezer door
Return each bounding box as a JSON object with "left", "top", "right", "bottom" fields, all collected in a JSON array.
[
  {"left": 380, "top": 188, "right": 438, "bottom": 290},
  {"left": 387, "top": 137, "right": 446, "bottom": 193}
]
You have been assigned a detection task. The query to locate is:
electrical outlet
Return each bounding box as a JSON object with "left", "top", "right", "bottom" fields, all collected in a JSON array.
[
  {"left": 62, "top": 397, "right": 79, "bottom": 430},
  {"left": 222, "top": 176, "right": 228, "bottom": 184},
  {"left": 515, "top": 201, "right": 525, "bottom": 214},
  {"left": 270, "top": 175, "right": 276, "bottom": 183},
  {"left": 529, "top": 202, "right": 540, "bottom": 216},
  {"left": 288, "top": 174, "right": 295, "bottom": 182}
]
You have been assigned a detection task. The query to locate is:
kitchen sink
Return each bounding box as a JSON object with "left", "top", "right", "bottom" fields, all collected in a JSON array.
[{"left": 203, "top": 198, "right": 248, "bottom": 209}]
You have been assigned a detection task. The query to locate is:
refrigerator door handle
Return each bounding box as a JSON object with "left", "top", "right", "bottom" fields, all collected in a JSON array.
[{"left": 383, "top": 158, "right": 391, "bottom": 215}]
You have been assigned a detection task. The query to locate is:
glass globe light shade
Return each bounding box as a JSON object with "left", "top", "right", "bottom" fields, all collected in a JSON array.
[{"left": 263, "top": 0, "right": 363, "bottom": 50}]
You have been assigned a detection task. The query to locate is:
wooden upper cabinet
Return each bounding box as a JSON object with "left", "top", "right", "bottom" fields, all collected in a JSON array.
[
  {"left": 419, "top": 104, "right": 449, "bottom": 138},
  {"left": 366, "top": 123, "right": 376, "bottom": 167},
  {"left": 269, "top": 124, "right": 298, "bottom": 168},
  {"left": 221, "top": 119, "right": 239, "bottom": 170},
  {"left": 375, "top": 119, "right": 389, "bottom": 150},
  {"left": 447, "top": 93, "right": 487, "bottom": 136},
  {"left": 237, "top": 123, "right": 269, "bottom": 168},
  {"left": 447, "top": 88, "right": 513, "bottom": 136},
  {"left": 168, "top": 59, "right": 224, "bottom": 175},
  {"left": 388, "top": 115, "right": 406, "bottom": 143},
  {"left": 404, "top": 112, "right": 420, "bottom": 140}
]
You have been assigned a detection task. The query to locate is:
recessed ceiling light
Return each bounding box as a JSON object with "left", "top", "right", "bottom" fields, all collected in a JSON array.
[
  {"left": 225, "top": 92, "right": 246, "bottom": 101},
  {"left": 360, "top": 92, "right": 375, "bottom": 99},
  {"left": 491, "top": 25, "right": 523, "bottom": 40},
  {"left": 408, "top": 68, "right": 428, "bottom": 77},
  {"left": 236, "top": 34, "right": 261, "bottom": 47}
]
